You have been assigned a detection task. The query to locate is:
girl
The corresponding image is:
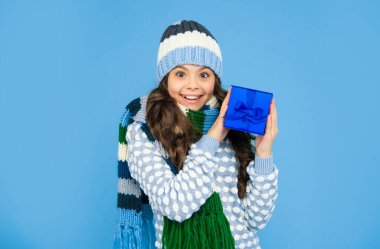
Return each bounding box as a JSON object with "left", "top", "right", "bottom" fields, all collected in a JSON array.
[{"left": 114, "top": 20, "right": 279, "bottom": 249}]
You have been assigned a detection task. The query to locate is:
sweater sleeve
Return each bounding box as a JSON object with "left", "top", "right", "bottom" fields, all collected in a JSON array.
[
  {"left": 241, "top": 152, "right": 279, "bottom": 231},
  {"left": 126, "top": 121, "right": 220, "bottom": 222}
]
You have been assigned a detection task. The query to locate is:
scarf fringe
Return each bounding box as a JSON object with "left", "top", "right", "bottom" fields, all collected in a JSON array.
[
  {"left": 113, "top": 221, "right": 156, "bottom": 249},
  {"left": 113, "top": 224, "right": 141, "bottom": 249},
  {"left": 162, "top": 193, "right": 235, "bottom": 249},
  {"left": 114, "top": 222, "right": 155, "bottom": 249},
  {"left": 112, "top": 219, "right": 156, "bottom": 249}
]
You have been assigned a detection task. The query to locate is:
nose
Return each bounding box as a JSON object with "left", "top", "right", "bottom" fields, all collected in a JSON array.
[{"left": 185, "top": 75, "right": 200, "bottom": 89}]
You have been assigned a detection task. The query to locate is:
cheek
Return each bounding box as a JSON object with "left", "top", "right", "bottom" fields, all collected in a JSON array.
[
  {"left": 205, "top": 82, "right": 215, "bottom": 95},
  {"left": 168, "top": 87, "right": 179, "bottom": 99},
  {"left": 167, "top": 79, "right": 180, "bottom": 96}
]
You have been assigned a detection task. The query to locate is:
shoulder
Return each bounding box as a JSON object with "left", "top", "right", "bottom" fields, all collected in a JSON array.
[
  {"left": 120, "top": 95, "right": 149, "bottom": 126},
  {"left": 121, "top": 96, "right": 155, "bottom": 143}
]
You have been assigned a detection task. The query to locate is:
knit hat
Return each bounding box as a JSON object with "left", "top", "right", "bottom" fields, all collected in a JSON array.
[{"left": 156, "top": 20, "right": 223, "bottom": 83}]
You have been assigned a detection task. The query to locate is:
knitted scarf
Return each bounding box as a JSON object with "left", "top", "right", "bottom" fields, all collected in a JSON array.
[{"left": 113, "top": 96, "right": 234, "bottom": 249}]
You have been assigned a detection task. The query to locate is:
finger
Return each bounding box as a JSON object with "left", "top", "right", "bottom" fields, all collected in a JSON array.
[
  {"left": 266, "top": 113, "right": 272, "bottom": 136},
  {"left": 273, "top": 99, "right": 278, "bottom": 133},
  {"left": 222, "top": 88, "right": 232, "bottom": 107},
  {"left": 270, "top": 98, "right": 274, "bottom": 113},
  {"left": 220, "top": 88, "right": 232, "bottom": 117},
  {"left": 220, "top": 106, "right": 228, "bottom": 118},
  {"left": 271, "top": 98, "right": 275, "bottom": 134}
]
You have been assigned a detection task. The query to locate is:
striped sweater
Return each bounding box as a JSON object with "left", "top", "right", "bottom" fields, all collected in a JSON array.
[{"left": 116, "top": 96, "right": 279, "bottom": 249}]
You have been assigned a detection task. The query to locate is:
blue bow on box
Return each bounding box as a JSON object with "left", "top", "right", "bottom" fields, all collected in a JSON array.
[{"left": 224, "top": 85, "right": 273, "bottom": 135}]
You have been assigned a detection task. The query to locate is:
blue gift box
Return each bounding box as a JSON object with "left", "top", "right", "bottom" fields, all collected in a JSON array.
[{"left": 224, "top": 85, "right": 273, "bottom": 135}]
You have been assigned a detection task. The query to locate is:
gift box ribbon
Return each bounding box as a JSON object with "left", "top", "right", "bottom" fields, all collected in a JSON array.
[{"left": 225, "top": 91, "right": 268, "bottom": 125}]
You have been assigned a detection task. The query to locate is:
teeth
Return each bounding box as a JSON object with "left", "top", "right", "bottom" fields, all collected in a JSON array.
[{"left": 183, "top": 95, "right": 200, "bottom": 100}]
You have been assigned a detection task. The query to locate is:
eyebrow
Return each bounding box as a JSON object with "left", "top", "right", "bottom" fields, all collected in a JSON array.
[{"left": 175, "top": 65, "right": 209, "bottom": 71}]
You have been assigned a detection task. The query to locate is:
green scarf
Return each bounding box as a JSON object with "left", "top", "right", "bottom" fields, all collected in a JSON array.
[{"left": 162, "top": 97, "right": 235, "bottom": 249}]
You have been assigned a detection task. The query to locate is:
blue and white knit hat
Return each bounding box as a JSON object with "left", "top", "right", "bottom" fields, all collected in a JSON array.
[{"left": 156, "top": 20, "right": 223, "bottom": 82}]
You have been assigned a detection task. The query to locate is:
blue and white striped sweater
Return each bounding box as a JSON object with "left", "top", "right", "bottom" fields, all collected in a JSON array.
[{"left": 115, "top": 96, "right": 279, "bottom": 249}]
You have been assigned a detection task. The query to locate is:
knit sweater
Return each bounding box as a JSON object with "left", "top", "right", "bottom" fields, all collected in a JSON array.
[{"left": 122, "top": 96, "right": 279, "bottom": 249}]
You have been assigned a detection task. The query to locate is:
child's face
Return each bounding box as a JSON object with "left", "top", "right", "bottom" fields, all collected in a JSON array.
[{"left": 167, "top": 64, "right": 215, "bottom": 111}]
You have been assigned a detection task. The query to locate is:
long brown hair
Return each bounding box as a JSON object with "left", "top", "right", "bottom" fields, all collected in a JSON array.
[{"left": 146, "top": 73, "right": 255, "bottom": 198}]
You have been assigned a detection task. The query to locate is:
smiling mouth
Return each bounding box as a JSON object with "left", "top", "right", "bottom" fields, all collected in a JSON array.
[{"left": 180, "top": 94, "right": 203, "bottom": 100}]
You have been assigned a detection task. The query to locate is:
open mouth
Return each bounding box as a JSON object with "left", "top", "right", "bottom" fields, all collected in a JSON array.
[{"left": 180, "top": 94, "right": 203, "bottom": 100}]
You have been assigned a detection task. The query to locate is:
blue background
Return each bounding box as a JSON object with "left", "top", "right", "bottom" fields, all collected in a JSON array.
[{"left": 1, "top": 0, "right": 379, "bottom": 248}]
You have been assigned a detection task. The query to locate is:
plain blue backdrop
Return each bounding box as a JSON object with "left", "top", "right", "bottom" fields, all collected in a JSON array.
[{"left": 1, "top": 0, "right": 379, "bottom": 248}]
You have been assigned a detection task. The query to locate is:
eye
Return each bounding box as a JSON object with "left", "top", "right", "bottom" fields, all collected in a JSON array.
[
  {"left": 175, "top": 71, "right": 185, "bottom": 77},
  {"left": 200, "top": 72, "right": 209, "bottom": 78}
]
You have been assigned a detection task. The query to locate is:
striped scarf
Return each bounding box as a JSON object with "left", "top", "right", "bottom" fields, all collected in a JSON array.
[{"left": 113, "top": 95, "right": 234, "bottom": 249}]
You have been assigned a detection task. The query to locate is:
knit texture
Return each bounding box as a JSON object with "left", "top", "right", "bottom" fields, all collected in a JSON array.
[
  {"left": 113, "top": 97, "right": 156, "bottom": 249},
  {"left": 156, "top": 20, "right": 223, "bottom": 82},
  {"left": 113, "top": 96, "right": 279, "bottom": 249},
  {"left": 161, "top": 100, "right": 234, "bottom": 249}
]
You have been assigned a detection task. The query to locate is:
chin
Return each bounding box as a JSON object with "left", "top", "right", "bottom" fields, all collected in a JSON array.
[
  {"left": 180, "top": 103, "right": 200, "bottom": 111},
  {"left": 188, "top": 105, "right": 203, "bottom": 111}
]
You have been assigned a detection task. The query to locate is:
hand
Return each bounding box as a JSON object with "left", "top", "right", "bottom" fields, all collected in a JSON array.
[
  {"left": 207, "top": 88, "right": 232, "bottom": 142},
  {"left": 255, "top": 98, "right": 278, "bottom": 158}
]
